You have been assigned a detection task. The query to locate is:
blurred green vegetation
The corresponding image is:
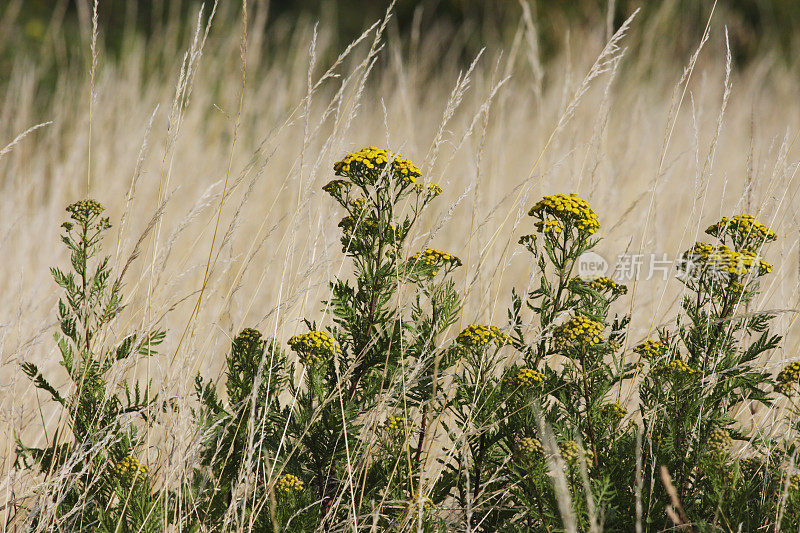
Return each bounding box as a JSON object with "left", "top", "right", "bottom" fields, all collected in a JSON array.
[{"left": 2, "top": 0, "right": 799, "bottom": 80}]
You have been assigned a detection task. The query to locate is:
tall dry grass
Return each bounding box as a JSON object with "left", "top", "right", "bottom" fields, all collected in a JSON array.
[{"left": 2, "top": 1, "right": 800, "bottom": 528}]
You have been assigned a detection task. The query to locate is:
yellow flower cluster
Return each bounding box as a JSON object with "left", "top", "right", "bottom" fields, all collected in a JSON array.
[
  {"left": 679, "top": 242, "right": 772, "bottom": 280},
  {"left": 407, "top": 491, "right": 435, "bottom": 516},
  {"left": 233, "top": 328, "right": 263, "bottom": 353},
  {"left": 456, "top": 324, "right": 510, "bottom": 348},
  {"left": 740, "top": 249, "right": 773, "bottom": 275},
  {"left": 416, "top": 183, "right": 442, "bottom": 198},
  {"left": 114, "top": 456, "right": 147, "bottom": 482},
  {"left": 559, "top": 440, "right": 594, "bottom": 467},
  {"left": 739, "top": 456, "right": 763, "bottom": 478},
  {"left": 518, "top": 234, "right": 537, "bottom": 247},
  {"left": 599, "top": 403, "right": 627, "bottom": 424},
  {"left": 633, "top": 340, "right": 669, "bottom": 361},
  {"left": 553, "top": 315, "right": 604, "bottom": 351},
  {"left": 706, "top": 214, "right": 777, "bottom": 249},
  {"left": 349, "top": 197, "right": 369, "bottom": 213},
  {"left": 338, "top": 215, "right": 379, "bottom": 234},
  {"left": 707, "top": 428, "right": 733, "bottom": 455},
  {"left": 535, "top": 219, "right": 565, "bottom": 235},
  {"left": 529, "top": 194, "right": 600, "bottom": 235},
  {"left": 409, "top": 248, "right": 462, "bottom": 276},
  {"left": 571, "top": 277, "right": 627, "bottom": 296},
  {"left": 333, "top": 147, "right": 421, "bottom": 185},
  {"left": 288, "top": 330, "right": 340, "bottom": 365},
  {"left": 276, "top": 474, "right": 304, "bottom": 494},
  {"left": 384, "top": 415, "right": 414, "bottom": 438},
  {"left": 518, "top": 437, "right": 544, "bottom": 457},
  {"left": 653, "top": 359, "right": 698, "bottom": 378},
  {"left": 776, "top": 360, "right": 800, "bottom": 395},
  {"left": 788, "top": 473, "right": 800, "bottom": 492},
  {"left": 67, "top": 199, "right": 105, "bottom": 222},
  {"left": 508, "top": 367, "right": 546, "bottom": 388},
  {"left": 322, "top": 179, "right": 353, "bottom": 201}
]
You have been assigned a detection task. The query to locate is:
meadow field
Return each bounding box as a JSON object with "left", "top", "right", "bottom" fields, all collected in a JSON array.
[{"left": 2, "top": 1, "right": 800, "bottom": 531}]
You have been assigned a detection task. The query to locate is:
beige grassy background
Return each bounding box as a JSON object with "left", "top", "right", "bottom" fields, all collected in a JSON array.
[{"left": 2, "top": 2, "right": 800, "bottom": 520}]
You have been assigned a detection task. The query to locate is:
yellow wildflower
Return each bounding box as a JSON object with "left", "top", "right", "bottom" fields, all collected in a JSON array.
[
  {"left": 334, "top": 147, "right": 421, "bottom": 186},
  {"left": 114, "top": 456, "right": 147, "bottom": 484},
  {"left": 276, "top": 474, "right": 304, "bottom": 494},
  {"left": 518, "top": 437, "right": 544, "bottom": 457},
  {"left": 508, "top": 367, "right": 546, "bottom": 388},
  {"left": 456, "top": 324, "right": 510, "bottom": 348},
  {"left": 776, "top": 360, "right": 800, "bottom": 395},
  {"left": 288, "top": 330, "right": 340, "bottom": 366},
  {"left": 553, "top": 315, "right": 605, "bottom": 351},
  {"left": 633, "top": 340, "right": 669, "bottom": 361},
  {"left": 707, "top": 428, "right": 733, "bottom": 456},
  {"left": 706, "top": 214, "right": 777, "bottom": 251},
  {"left": 408, "top": 248, "right": 462, "bottom": 276},
  {"left": 528, "top": 194, "right": 600, "bottom": 236}
]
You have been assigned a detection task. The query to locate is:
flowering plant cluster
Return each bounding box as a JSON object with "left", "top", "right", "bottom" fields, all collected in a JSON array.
[
  {"left": 15, "top": 200, "right": 164, "bottom": 531},
  {"left": 15, "top": 157, "right": 800, "bottom": 532}
]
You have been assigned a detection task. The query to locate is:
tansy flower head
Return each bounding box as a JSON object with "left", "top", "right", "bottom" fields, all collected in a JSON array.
[
  {"left": 706, "top": 214, "right": 777, "bottom": 251},
  {"left": 788, "top": 472, "right": 800, "bottom": 493},
  {"left": 517, "top": 437, "right": 544, "bottom": 457},
  {"left": 233, "top": 328, "right": 263, "bottom": 354},
  {"left": 334, "top": 147, "right": 421, "bottom": 187},
  {"left": 518, "top": 234, "right": 538, "bottom": 256},
  {"left": 408, "top": 248, "right": 462, "bottom": 277},
  {"left": 67, "top": 199, "right": 104, "bottom": 221},
  {"left": 416, "top": 182, "right": 442, "bottom": 200},
  {"left": 776, "top": 360, "right": 800, "bottom": 395},
  {"left": 570, "top": 277, "right": 627, "bottom": 297},
  {"left": 739, "top": 456, "right": 764, "bottom": 479},
  {"left": 456, "top": 324, "right": 510, "bottom": 348},
  {"left": 739, "top": 249, "right": 772, "bottom": 275},
  {"left": 528, "top": 194, "right": 600, "bottom": 236},
  {"left": 114, "top": 456, "right": 147, "bottom": 484},
  {"left": 559, "top": 440, "right": 594, "bottom": 468},
  {"left": 678, "top": 242, "right": 771, "bottom": 281},
  {"left": 383, "top": 416, "right": 414, "bottom": 440},
  {"left": 633, "top": 340, "right": 669, "bottom": 361},
  {"left": 507, "top": 367, "right": 546, "bottom": 388},
  {"left": 553, "top": 315, "right": 605, "bottom": 351},
  {"left": 322, "top": 179, "right": 353, "bottom": 203},
  {"left": 276, "top": 474, "right": 304, "bottom": 494},
  {"left": 599, "top": 403, "right": 627, "bottom": 425},
  {"left": 652, "top": 359, "right": 698, "bottom": 378},
  {"left": 348, "top": 196, "right": 370, "bottom": 214},
  {"left": 288, "top": 330, "right": 340, "bottom": 366},
  {"left": 707, "top": 428, "right": 733, "bottom": 456},
  {"left": 535, "top": 219, "right": 565, "bottom": 235},
  {"left": 66, "top": 199, "right": 111, "bottom": 230},
  {"left": 338, "top": 215, "right": 379, "bottom": 234}
]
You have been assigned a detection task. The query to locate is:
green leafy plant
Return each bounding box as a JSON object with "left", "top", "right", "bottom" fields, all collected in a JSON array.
[
  {"left": 15, "top": 200, "right": 165, "bottom": 532},
  {"left": 191, "top": 328, "right": 295, "bottom": 530},
  {"left": 19, "top": 188, "right": 800, "bottom": 532},
  {"left": 636, "top": 213, "right": 796, "bottom": 530},
  {"left": 433, "top": 193, "right": 634, "bottom": 530},
  {"left": 190, "top": 147, "right": 461, "bottom": 530}
]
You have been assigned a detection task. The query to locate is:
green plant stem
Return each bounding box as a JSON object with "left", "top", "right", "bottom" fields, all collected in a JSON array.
[{"left": 579, "top": 353, "right": 600, "bottom": 469}]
